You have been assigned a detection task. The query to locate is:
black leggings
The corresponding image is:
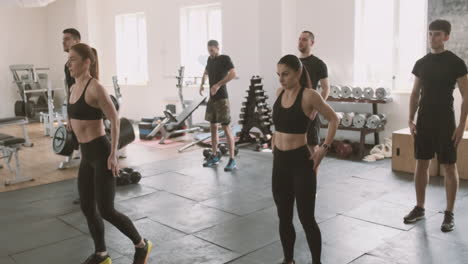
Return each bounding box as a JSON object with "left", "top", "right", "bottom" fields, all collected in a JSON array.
[
  {"left": 272, "top": 145, "right": 322, "bottom": 264},
  {"left": 78, "top": 136, "right": 142, "bottom": 252}
]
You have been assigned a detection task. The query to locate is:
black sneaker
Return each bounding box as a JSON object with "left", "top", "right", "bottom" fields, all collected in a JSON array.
[
  {"left": 280, "top": 260, "right": 295, "bottom": 264},
  {"left": 441, "top": 211, "right": 455, "bottom": 232},
  {"left": 403, "top": 206, "right": 425, "bottom": 224},
  {"left": 82, "top": 254, "right": 111, "bottom": 264},
  {"left": 133, "top": 239, "right": 153, "bottom": 264}
]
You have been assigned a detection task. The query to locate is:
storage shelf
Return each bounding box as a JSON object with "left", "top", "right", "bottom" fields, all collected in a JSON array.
[
  {"left": 320, "top": 95, "right": 391, "bottom": 158},
  {"left": 320, "top": 125, "right": 385, "bottom": 134},
  {"left": 327, "top": 97, "right": 392, "bottom": 104}
]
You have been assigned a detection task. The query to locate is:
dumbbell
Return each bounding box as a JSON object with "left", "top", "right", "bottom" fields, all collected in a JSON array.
[
  {"left": 260, "top": 115, "right": 271, "bottom": 121},
  {"left": 259, "top": 108, "right": 270, "bottom": 114},
  {"left": 203, "top": 149, "right": 221, "bottom": 159},
  {"left": 257, "top": 103, "right": 266, "bottom": 108},
  {"left": 242, "top": 102, "right": 250, "bottom": 106},
  {"left": 255, "top": 96, "right": 268, "bottom": 101},
  {"left": 222, "top": 145, "right": 240, "bottom": 157},
  {"left": 122, "top": 167, "right": 134, "bottom": 173},
  {"left": 252, "top": 83, "right": 263, "bottom": 89},
  {"left": 239, "top": 113, "right": 246, "bottom": 119},
  {"left": 116, "top": 170, "right": 132, "bottom": 186},
  {"left": 219, "top": 143, "right": 228, "bottom": 155},
  {"left": 203, "top": 148, "right": 212, "bottom": 158},
  {"left": 130, "top": 171, "right": 142, "bottom": 184},
  {"left": 262, "top": 121, "right": 272, "bottom": 126},
  {"left": 238, "top": 119, "right": 246, "bottom": 125},
  {"left": 254, "top": 90, "right": 264, "bottom": 95},
  {"left": 335, "top": 141, "right": 353, "bottom": 159}
]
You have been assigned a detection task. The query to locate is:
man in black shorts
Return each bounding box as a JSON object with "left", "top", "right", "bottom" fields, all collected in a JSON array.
[
  {"left": 199, "top": 40, "right": 237, "bottom": 171},
  {"left": 62, "top": 28, "right": 81, "bottom": 205},
  {"left": 404, "top": 20, "right": 468, "bottom": 232},
  {"left": 298, "top": 31, "right": 330, "bottom": 154}
]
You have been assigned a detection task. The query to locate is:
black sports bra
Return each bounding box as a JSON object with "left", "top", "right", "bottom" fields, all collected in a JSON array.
[
  {"left": 272, "top": 87, "right": 310, "bottom": 134},
  {"left": 68, "top": 78, "right": 103, "bottom": 120}
]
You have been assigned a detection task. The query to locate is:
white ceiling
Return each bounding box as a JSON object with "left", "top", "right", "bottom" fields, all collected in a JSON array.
[{"left": 0, "top": 0, "right": 57, "bottom": 8}]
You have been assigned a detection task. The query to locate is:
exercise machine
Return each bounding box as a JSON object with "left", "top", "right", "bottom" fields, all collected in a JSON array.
[
  {"left": 145, "top": 97, "right": 207, "bottom": 143},
  {"left": 39, "top": 76, "right": 68, "bottom": 137},
  {"left": 0, "top": 133, "right": 33, "bottom": 186},
  {"left": 10, "top": 64, "right": 50, "bottom": 119},
  {"left": 140, "top": 66, "right": 207, "bottom": 144},
  {"left": 0, "top": 117, "right": 33, "bottom": 147}
]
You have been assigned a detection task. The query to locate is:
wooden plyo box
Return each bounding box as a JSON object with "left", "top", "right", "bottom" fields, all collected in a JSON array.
[
  {"left": 392, "top": 128, "right": 439, "bottom": 176},
  {"left": 439, "top": 131, "right": 468, "bottom": 180}
]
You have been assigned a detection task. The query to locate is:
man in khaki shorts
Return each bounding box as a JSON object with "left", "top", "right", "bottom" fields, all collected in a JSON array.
[{"left": 200, "top": 40, "right": 237, "bottom": 171}]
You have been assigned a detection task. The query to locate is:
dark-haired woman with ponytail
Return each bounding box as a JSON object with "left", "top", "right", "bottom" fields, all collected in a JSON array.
[
  {"left": 67, "top": 43, "right": 152, "bottom": 264},
  {"left": 272, "top": 54, "right": 339, "bottom": 264}
]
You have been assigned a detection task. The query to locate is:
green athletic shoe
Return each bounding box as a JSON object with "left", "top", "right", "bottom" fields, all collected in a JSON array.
[
  {"left": 224, "top": 158, "right": 237, "bottom": 172},
  {"left": 82, "top": 254, "right": 111, "bottom": 264},
  {"left": 133, "top": 239, "right": 153, "bottom": 264}
]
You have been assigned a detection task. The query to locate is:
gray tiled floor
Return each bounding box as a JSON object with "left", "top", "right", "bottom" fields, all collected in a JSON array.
[{"left": 1, "top": 150, "right": 467, "bottom": 264}]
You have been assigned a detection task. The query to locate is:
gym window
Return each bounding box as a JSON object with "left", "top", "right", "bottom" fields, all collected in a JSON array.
[
  {"left": 180, "top": 3, "right": 222, "bottom": 79},
  {"left": 354, "top": 0, "right": 427, "bottom": 91},
  {"left": 115, "top": 12, "right": 149, "bottom": 85}
]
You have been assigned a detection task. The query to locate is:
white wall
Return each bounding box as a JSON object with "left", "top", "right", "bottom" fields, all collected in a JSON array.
[
  {"left": 0, "top": 6, "right": 48, "bottom": 119},
  {"left": 0, "top": 0, "right": 78, "bottom": 119},
  {"left": 6, "top": 0, "right": 460, "bottom": 143},
  {"left": 84, "top": 0, "right": 262, "bottom": 122},
  {"left": 296, "top": 0, "right": 356, "bottom": 85},
  {"left": 46, "top": 0, "right": 77, "bottom": 104}
]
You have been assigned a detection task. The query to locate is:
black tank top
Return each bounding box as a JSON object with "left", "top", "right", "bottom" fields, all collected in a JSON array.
[
  {"left": 68, "top": 78, "right": 104, "bottom": 120},
  {"left": 273, "top": 87, "right": 309, "bottom": 134}
]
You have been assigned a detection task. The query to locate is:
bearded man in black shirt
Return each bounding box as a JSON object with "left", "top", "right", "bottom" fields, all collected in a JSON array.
[
  {"left": 298, "top": 31, "right": 330, "bottom": 171},
  {"left": 62, "top": 28, "right": 81, "bottom": 95}
]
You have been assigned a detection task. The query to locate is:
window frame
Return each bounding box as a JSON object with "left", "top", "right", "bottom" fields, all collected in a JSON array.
[
  {"left": 354, "top": 0, "right": 428, "bottom": 92},
  {"left": 115, "top": 12, "right": 149, "bottom": 86},
  {"left": 180, "top": 3, "right": 222, "bottom": 79}
]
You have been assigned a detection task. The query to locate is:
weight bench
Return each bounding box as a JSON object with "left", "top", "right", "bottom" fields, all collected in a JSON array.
[
  {"left": 0, "top": 133, "right": 33, "bottom": 185},
  {"left": 147, "top": 97, "right": 207, "bottom": 144},
  {"left": 0, "top": 117, "right": 33, "bottom": 147}
]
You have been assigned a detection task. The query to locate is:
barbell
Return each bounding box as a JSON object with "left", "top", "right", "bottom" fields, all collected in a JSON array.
[{"left": 53, "top": 117, "right": 135, "bottom": 156}]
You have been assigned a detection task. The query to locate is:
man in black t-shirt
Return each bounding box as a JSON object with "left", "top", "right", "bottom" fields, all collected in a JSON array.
[
  {"left": 298, "top": 31, "right": 330, "bottom": 154},
  {"left": 404, "top": 20, "right": 468, "bottom": 232},
  {"left": 62, "top": 28, "right": 81, "bottom": 204},
  {"left": 62, "top": 28, "right": 81, "bottom": 96},
  {"left": 199, "top": 40, "right": 237, "bottom": 171}
]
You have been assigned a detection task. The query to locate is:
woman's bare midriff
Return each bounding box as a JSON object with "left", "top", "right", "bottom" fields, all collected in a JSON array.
[
  {"left": 274, "top": 131, "right": 307, "bottom": 151},
  {"left": 71, "top": 119, "right": 106, "bottom": 143}
]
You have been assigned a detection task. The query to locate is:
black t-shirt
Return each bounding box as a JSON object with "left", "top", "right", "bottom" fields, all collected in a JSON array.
[
  {"left": 205, "top": 54, "right": 234, "bottom": 100},
  {"left": 65, "top": 63, "right": 75, "bottom": 93},
  {"left": 412, "top": 50, "right": 467, "bottom": 107},
  {"left": 300, "top": 54, "right": 328, "bottom": 89}
]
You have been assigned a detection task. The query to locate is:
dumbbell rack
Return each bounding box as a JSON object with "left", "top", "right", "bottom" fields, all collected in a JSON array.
[
  {"left": 237, "top": 76, "right": 273, "bottom": 148},
  {"left": 322, "top": 97, "right": 391, "bottom": 158}
]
